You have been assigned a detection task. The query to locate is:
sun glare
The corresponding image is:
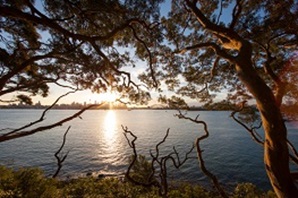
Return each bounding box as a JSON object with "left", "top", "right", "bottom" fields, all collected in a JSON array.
[
  {"left": 100, "top": 92, "right": 117, "bottom": 103},
  {"left": 103, "top": 110, "right": 116, "bottom": 142}
]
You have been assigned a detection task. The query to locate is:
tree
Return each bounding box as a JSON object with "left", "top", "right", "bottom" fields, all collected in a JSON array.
[
  {"left": 0, "top": 0, "right": 162, "bottom": 104},
  {"left": 151, "top": 0, "right": 298, "bottom": 197},
  {"left": 1, "top": 0, "right": 298, "bottom": 197},
  {"left": 0, "top": 0, "right": 160, "bottom": 141}
]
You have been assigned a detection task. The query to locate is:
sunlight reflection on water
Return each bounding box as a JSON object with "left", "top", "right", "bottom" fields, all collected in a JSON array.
[
  {"left": 0, "top": 110, "right": 297, "bottom": 190},
  {"left": 103, "top": 110, "right": 117, "bottom": 144}
]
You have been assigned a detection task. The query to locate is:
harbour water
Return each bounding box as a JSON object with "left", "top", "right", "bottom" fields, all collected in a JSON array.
[{"left": 0, "top": 109, "right": 297, "bottom": 191}]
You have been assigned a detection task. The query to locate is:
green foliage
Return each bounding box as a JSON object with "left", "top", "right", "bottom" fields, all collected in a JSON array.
[
  {"left": 0, "top": 166, "right": 60, "bottom": 198},
  {"left": 0, "top": 166, "right": 277, "bottom": 198},
  {"left": 168, "top": 182, "right": 215, "bottom": 198},
  {"left": 128, "top": 155, "right": 154, "bottom": 183},
  {"left": 233, "top": 183, "right": 277, "bottom": 198}
]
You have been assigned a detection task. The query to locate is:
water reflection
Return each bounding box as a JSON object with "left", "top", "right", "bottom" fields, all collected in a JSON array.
[{"left": 103, "top": 110, "right": 117, "bottom": 143}]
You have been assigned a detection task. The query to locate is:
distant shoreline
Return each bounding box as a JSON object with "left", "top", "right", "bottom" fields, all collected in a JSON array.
[{"left": 0, "top": 106, "right": 209, "bottom": 111}]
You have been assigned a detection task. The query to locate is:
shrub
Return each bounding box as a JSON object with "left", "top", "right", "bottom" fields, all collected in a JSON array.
[{"left": 233, "top": 183, "right": 277, "bottom": 198}]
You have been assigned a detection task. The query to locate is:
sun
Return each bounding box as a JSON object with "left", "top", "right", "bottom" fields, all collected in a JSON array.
[{"left": 100, "top": 92, "right": 117, "bottom": 103}]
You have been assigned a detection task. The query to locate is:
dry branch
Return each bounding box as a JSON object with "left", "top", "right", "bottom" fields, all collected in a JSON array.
[
  {"left": 176, "top": 111, "right": 228, "bottom": 198},
  {"left": 122, "top": 125, "right": 195, "bottom": 197},
  {"left": 0, "top": 103, "right": 103, "bottom": 142},
  {"left": 53, "top": 126, "right": 71, "bottom": 178},
  {"left": 1, "top": 90, "right": 78, "bottom": 136}
]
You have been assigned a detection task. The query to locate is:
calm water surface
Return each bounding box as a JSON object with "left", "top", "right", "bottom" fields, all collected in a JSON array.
[{"left": 0, "top": 109, "right": 297, "bottom": 191}]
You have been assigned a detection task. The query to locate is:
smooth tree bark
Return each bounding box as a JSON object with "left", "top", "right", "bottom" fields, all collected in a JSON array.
[
  {"left": 180, "top": 1, "right": 298, "bottom": 197},
  {"left": 235, "top": 41, "right": 298, "bottom": 197}
]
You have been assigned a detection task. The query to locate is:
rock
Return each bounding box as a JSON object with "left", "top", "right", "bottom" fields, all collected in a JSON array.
[{"left": 98, "top": 174, "right": 105, "bottom": 179}]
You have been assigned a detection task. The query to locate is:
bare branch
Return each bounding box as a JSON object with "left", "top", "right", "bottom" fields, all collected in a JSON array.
[
  {"left": 122, "top": 125, "right": 158, "bottom": 188},
  {"left": 0, "top": 103, "right": 104, "bottom": 142},
  {"left": 178, "top": 42, "right": 235, "bottom": 62},
  {"left": 216, "top": 0, "right": 223, "bottom": 25},
  {"left": 122, "top": 126, "right": 195, "bottom": 196},
  {"left": 230, "top": 0, "right": 242, "bottom": 29},
  {"left": 176, "top": 111, "right": 228, "bottom": 198},
  {"left": 129, "top": 25, "right": 158, "bottom": 88},
  {"left": 53, "top": 126, "right": 71, "bottom": 178},
  {"left": 230, "top": 101, "right": 264, "bottom": 146},
  {"left": 287, "top": 140, "right": 298, "bottom": 166},
  {"left": 1, "top": 90, "right": 78, "bottom": 135},
  {"left": 231, "top": 102, "right": 298, "bottom": 167}
]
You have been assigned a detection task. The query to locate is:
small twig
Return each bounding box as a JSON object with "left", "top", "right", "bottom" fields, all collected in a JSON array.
[{"left": 53, "top": 126, "right": 71, "bottom": 178}]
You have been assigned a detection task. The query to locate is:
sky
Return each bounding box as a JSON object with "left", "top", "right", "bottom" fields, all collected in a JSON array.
[{"left": 1, "top": 0, "right": 234, "bottom": 106}]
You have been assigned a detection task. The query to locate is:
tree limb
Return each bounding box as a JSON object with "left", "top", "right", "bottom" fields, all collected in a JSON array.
[
  {"left": 122, "top": 126, "right": 195, "bottom": 196},
  {"left": 129, "top": 25, "right": 158, "bottom": 88},
  {"left": 230, "top": 101, "right": 264, "bottom": 146},
  {"left": 0, "top": 103, "right": 103, "bottom": 142},
  {"left": 53, "top": 126, "right": 71, "bottom": 178},
  {"left": 230, "top": 0, "right": 242, "bottom": 29},
  {"left": 179, "top": 42, "right": 235, "bottom": 63},
  {"left": 2, "top": 90, "right": 78, "bottom": 135},
  {"left": 176, "top": 111, "right": 228, "bottom": 198}
]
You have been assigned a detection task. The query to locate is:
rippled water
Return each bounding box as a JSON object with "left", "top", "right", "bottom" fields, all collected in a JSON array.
[{"left": 0, "top": 109, "right": 297, "bottom": 190}]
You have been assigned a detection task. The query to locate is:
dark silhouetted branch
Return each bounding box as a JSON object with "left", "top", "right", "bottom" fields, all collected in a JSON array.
[
  {"left": 230, "top": 101, "right": 264, "bottom": 146},
  {"left": 176, "top": 111, "right": 228, "bottom": 198},
  {"left": 231, "top": 102, "right": 298, "bottom": 167},
  {"left": 0, "top": 103, "right": 103, "bottom": 142},
  {"left": 230, "top": 0, "right": 242, "bottom": 29},
  {"left": 2, "top": 90, "right": 78, "bottom": 135},
  {"left": 122, "top": 125, "right": 195, "bottom": 197},
  {"left": 53, "top": 126, "right": 71, "bottom": 178},
  {"left": 129, "top": 25, "right": 158, "bottom": 88},
  {"left": 178, "top": 42, "right": 235, "bottom": 63}
]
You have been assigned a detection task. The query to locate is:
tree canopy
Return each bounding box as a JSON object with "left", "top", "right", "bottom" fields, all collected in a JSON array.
[{"left": 0, "top": 0, "right": 163, "bottom": 104}]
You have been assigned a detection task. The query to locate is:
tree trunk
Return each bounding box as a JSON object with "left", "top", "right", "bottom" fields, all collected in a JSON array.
[{"left": 234, "top": 41, "right": 298, "bottom": 197}]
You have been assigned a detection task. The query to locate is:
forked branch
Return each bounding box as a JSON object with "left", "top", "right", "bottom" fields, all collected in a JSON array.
[
  {"left": 53, "top": 126, "right": 71, "bottom": 178},
  {"left": 230, "top": 101, "right": 264, "bottom": 146},
  {"left": 176, "top": 111, "right": 228, "bottom": 198},
  {"left": 122, "top": 125, "right": 195, "bottom": 197}
]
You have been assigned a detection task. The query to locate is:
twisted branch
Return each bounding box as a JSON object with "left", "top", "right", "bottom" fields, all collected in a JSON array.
[
  {"left": 176, "top": 111, "right": 228, "bottom": 198},
  {"left": 122, "top": 126, "right": 195, "bottom": 196},
  {"left": 53, "top": 126, "right": 71, "bottom": 178}
]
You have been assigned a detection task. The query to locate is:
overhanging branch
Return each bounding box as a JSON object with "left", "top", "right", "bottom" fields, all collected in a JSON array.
[
  {"left": 176, "top": 111, "right": 228, "bottom": 198},
  {"left": 179, "top": 42, "right": 235, "bottom": 62},
  {"left": 0, "top": 103, "right": 103, "bottom": 142}
]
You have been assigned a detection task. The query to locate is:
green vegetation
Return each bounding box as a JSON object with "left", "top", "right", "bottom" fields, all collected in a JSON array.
[{"left": 0, "top": 166, "right": 276, "bottom": 198}]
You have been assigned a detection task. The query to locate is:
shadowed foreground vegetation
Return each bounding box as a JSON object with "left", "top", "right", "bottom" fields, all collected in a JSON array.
[{"left": 0, "top": 166, "right": 277, "bottom": 198}]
